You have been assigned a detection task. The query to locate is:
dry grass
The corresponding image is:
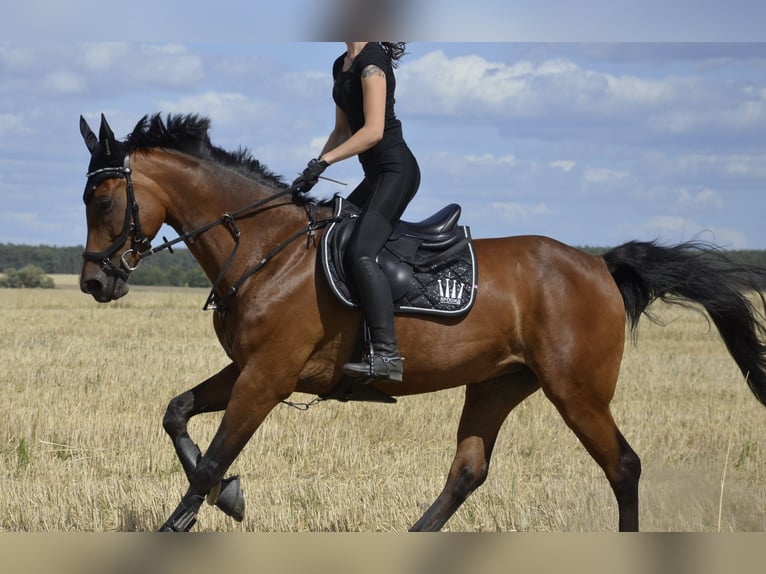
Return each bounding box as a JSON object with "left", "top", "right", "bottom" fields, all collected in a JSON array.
[{"left": 1, "top": 278, "right": 765, "bottom": 532}]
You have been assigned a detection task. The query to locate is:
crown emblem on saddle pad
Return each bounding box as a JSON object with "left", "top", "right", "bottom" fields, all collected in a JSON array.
[{"left": 438, "top": 276, "right": 465, "bottom": 306}]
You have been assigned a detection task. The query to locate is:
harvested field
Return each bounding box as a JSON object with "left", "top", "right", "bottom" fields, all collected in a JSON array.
[{"left": 2, "top": 279, "right": 765, "bottom": 531}]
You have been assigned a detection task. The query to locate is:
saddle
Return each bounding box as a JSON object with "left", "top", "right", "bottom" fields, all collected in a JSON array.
[{"left": 320, "top": 196, "right": 477, "bottom": 317}]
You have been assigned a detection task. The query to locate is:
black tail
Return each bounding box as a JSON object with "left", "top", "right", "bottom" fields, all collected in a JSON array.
[{"left": 603, "top": 240, "right": 766, "bottom": 406}]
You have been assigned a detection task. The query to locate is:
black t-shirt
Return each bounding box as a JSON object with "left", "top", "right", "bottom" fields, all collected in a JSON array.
[{"left": 332, "top": 43, "right": 405, "bottom": 168}]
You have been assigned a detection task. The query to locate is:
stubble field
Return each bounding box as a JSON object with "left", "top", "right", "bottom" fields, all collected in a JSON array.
[{"left": 2, "top": 275, "right": 765, "bottom": 532}]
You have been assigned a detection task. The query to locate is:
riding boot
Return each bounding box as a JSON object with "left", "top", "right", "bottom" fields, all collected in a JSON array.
[
  {"left": 342, "top": 256, "right": 403, "bottom": 383},
  {"left": 344, "top": 339, "right": 404, "bottom": 383}
]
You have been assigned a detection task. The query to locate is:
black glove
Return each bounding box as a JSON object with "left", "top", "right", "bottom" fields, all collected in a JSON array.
[{"left": 291, "top": 158, "right": 329, "bottom": 194}]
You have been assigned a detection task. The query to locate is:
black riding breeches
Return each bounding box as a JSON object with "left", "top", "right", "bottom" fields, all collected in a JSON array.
[{"left": 345, "top": 143, "right": 420, "bottom": 346}]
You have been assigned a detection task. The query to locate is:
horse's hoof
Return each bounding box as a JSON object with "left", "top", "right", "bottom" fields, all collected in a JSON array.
[
  {"left": 158, "top": 494, "right": 204, "bottom": 532},
  {"left": 158, "top": 517, "right": 197, "bottom": 532},
  {"left": 215, "top": 475, "right": 246, "bottom": 522}
]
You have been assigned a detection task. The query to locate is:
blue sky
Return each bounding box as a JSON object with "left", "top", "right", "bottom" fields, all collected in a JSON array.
[{"left": 1, "top": 5, "right": 765, "bottom": 249}]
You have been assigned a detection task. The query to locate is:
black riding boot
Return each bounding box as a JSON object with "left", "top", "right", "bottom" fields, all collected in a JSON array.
[
  {"left": 342, "top": 256, "right": 403, "bottom": 383},
  {"left": 343, "top": 340, "right": 404, "bottom": 383}
]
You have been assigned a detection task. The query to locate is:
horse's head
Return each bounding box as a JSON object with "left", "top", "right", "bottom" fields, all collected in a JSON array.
[{"left": 78, "top": 114, "right": 163, "bottom": 302}]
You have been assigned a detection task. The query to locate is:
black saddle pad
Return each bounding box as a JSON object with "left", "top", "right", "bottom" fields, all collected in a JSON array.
[{"left": 320, "top": 196, "right": 477, "bottom": 317}]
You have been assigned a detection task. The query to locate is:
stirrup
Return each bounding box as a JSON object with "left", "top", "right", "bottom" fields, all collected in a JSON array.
[{"left": 343, "top": 354, "right": 404, "bottom": 383}]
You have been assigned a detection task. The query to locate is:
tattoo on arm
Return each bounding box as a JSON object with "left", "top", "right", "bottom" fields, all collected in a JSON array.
[{"left": 361, "top": 64, "right": 385, "bottom": 79}]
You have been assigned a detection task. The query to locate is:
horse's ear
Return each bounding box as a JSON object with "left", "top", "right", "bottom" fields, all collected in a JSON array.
[
  {"left": 80, "top": 115, "right": 98, "bottom": 154},
  {"left": 98, "top": 113, "right": 117, "bottom": 158}
]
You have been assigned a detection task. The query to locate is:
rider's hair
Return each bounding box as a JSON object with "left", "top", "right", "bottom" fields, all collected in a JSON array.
[{"left": 380, "top": 42, "right": 407, "bottom": 68}]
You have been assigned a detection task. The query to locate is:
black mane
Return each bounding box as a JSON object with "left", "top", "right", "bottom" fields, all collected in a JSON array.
[{"left": 127, "top": 113, "right": 289, "bottom": 192}]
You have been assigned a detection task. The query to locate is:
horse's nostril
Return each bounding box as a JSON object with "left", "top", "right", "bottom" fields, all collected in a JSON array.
[{"left": 82, "top": 279, "right": 104, "bottom": 295}]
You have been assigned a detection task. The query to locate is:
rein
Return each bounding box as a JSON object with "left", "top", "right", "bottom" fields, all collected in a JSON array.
[
  {"left": 136, "top": 184, "right": 303, "bottom": 313},
  {"left": 84, "top": 154, "right": 339, "bottom": 316},
  {"left": 204, "top": 203, "right": 327, "bottom": 311},
  {"left": 200, "top": 202, "right": 333, "bottom": 314}
]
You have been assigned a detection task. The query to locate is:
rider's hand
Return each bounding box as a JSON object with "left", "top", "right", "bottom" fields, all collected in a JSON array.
[{"left": 291, "top": 158, "right": 329, "bottom": 194}]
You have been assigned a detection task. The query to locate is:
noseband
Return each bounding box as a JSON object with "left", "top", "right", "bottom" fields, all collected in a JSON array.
[{"left": 82, "top": 155, "right": 152, "bottom": 282}]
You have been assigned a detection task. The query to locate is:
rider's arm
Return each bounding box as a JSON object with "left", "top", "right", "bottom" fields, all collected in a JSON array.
[
  {"left": 320, "top": 105, "right": 352, "bottom": 157},
  {"left": 320, "top": 64, "right": 386, "bottom": 165}
]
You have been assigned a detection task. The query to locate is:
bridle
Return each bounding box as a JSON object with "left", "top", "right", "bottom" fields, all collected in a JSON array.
[
  {"left": 82, "top": 154, "right": 151, "bottom": 282},
  {"left": 82, "top": 152, "right": 339, "bottom": 314}
]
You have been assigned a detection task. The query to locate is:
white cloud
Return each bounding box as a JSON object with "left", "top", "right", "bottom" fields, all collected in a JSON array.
[
  {"left": 605, "top": 73, "right": 676, "bottom": 106},
  {"left": 398, "top": 50, "right": 530, "bottom": 115},
  {"left": 723, "top": 154, "right": 766, "bottom": 178},
  {"left": 130, "top": 44, "right": 205, "bottom": 87},
  {"left": 80, "top": 43, "right": 130, "bottom": 71},
  {"left": 490, "top": 201, "right": 554, "bottom": 222},
  {"left": 704, "top": 228, "right": 750, "bottom": 250},
  {"left": 155, "top": 92, "right": 278, "bottom": 128},
  {"left": 676, "top": 188, "right": 723, "bottom": 208},
  {"left": 42, "top": 70, "right": 86, "bottom": 94},
  {"left": 637, "top": 215, "right": 752, "bottom": 249},
  {"left": 0, "top": 45, "right": 37, "bottom": 69},
  {"left": 158, "top": 91, "right": 245, "bottom": 111},
  {"left": 583, "top": 167, "right": 629, "bottom": 183},
  {"left": 2, "top": 211, "right": 41, "bottom": 226},
  {"left": 465, "top": 153, "right": 517, "bottom": 166},
  {"left": 308, "top": 136, "right": 327, "bottom": 155},
  {"left": 654, "top": 152, "right": 766, "bottom": 182},
  {"left": 398, "top": 49, "right": 686, "bottom": 121},
  {"left": 399, "top": 47, "right": 766, "bottom": 167},
  {"left": 640, "top": 215, "right": 750, "bottom": 249},
  {"left": 646, "top": 83, "right": 766, "bottom": 136},
  {"left": 549, "top": 160, "right": 576, "bottom": 172},
  {"left": 0, "top": 43, "right": 208, "bottom": 115},
  {"left": 0, "top": 210, "right": 73, "bottom": 240},
  {"left": 274, "top": 70, "right": 332, "bottom": 101},
  {"left": 0, "top": 114, "right": 26, "bottom": 137}
]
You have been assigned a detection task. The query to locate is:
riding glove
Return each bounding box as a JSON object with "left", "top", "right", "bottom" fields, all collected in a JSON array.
[{"left": 292, "top": 158, "right": 329, "bottom": 193}]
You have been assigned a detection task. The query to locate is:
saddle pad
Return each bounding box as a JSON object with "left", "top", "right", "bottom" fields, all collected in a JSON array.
[{"left": 320, "top": 197, "right": 478, "bottom": 317}]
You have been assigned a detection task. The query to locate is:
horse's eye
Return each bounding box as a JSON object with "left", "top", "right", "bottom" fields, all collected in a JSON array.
[{"left": 97, "top": 197, "right": 115, "bottom": 214}]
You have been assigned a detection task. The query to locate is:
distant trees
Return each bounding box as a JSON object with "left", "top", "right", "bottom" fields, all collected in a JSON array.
[
  {"left": 0, "top": 244, "right": 82, "bottom": 274},
  {"left": 0, "top": 265, "right": 55, "bottom": 288},
  {"left": 0, "top": 243, "right": 210, "bottom": 288},
  {"left": 2, "top": 242, "right": 766, "bottom": 288},
  {"left": 130, "top": 255, "right": 210, "bottom": 287}
]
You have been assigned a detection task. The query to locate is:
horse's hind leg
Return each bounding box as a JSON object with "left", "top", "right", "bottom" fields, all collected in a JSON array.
[
  {"left": 161, "top": 362, "right": 243, "bottom": 522},
  {"left": 543, "top": 374, "right": 641, "bottom": 531},
  {"left": 410, "top": 372, "right": 540, "bottom": 532}
]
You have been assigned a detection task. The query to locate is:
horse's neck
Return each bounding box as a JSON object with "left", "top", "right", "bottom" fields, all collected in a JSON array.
[
  {"left": 139, "top": 150, "right": 301, "bottom": 284},
  {"left": 144, "top": 152, "right": 271, "bottom": 227}
]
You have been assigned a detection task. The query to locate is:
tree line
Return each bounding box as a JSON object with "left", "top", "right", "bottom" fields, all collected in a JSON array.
[
  {"left": 3, "top": 242, "right": 766, "bottom": 288},
  {"left": 0, "top": 243, "right": 210, "bottom": 287}
]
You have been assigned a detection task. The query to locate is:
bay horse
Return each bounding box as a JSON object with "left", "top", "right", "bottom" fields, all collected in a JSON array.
[{"left": 78, "top": 113, "right": 766, "bottom": 532}]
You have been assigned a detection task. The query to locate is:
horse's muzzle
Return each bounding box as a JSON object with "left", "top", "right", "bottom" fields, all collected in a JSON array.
[{"left": 80, "top": 266, "right": 129, "bottom": 302}]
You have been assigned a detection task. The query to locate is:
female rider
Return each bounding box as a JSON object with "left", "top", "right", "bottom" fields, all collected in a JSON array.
[{"left": 293, "top": 41, "right": 420, "bottom": 383}]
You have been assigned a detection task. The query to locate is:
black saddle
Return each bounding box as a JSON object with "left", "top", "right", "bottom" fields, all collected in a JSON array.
[{"left": 320, "top": 196, "right": 477, "bottom": 317}]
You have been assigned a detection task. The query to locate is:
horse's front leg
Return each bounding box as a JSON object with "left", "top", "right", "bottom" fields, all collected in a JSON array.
[
  {"left": 161, "top": 363, "right": 244, "bottom": 523},
  {"left": 159, "top": 364, "right": 293, "bottom": 531}
]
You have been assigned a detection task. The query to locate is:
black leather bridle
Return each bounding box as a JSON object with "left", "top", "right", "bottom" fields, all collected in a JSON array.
[{"left": 82, "top": 154, "right": 151, "bottom": 282}]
